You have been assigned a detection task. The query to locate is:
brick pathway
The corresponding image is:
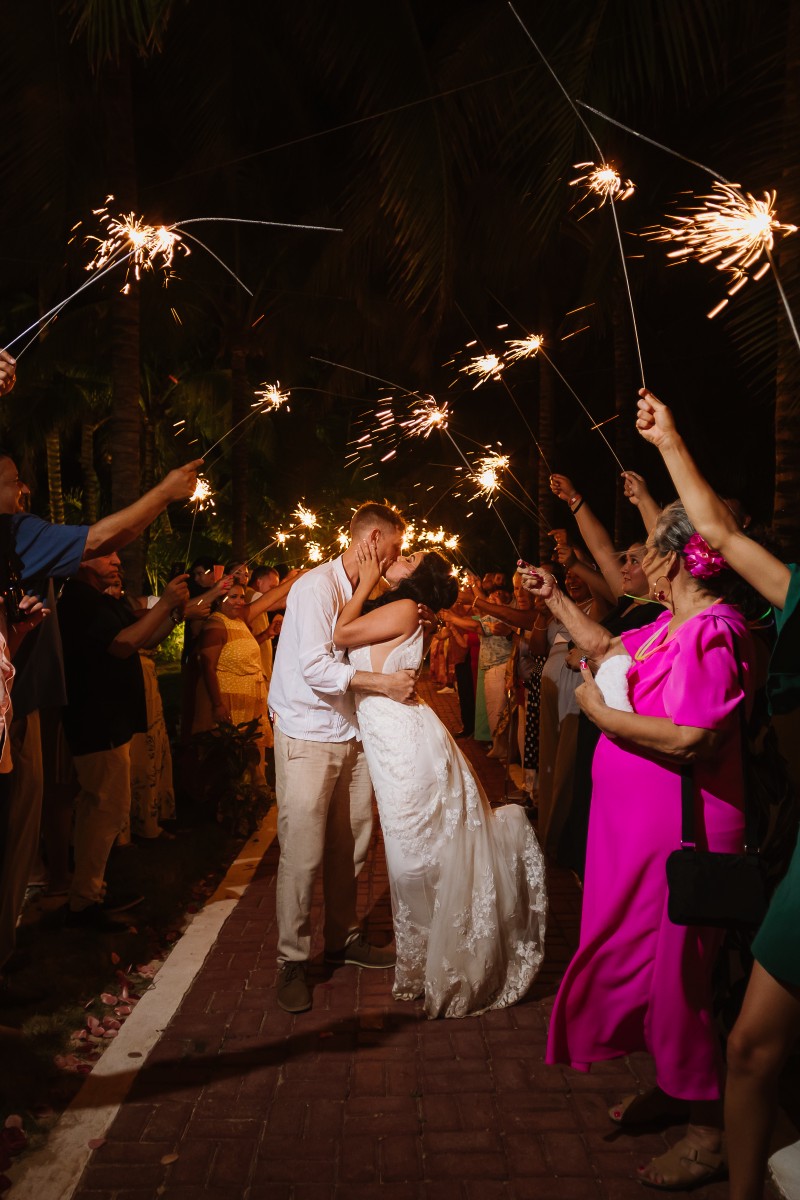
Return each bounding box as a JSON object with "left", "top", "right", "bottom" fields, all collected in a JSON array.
[{"left": 71, "top": 680, "right": 740, "bottom": 1200}]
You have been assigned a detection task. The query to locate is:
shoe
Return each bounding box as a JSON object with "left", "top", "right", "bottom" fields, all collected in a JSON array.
[
  {"left": 454, "top": 730, "right": 473, "bottom": 740},
  {"left": 276, "top": 962, "right": 311, "bottom": 1013},
  {"left": 325, "top": 934, "right": 396, "bottom": 970},
  {"left": 436, "top": 686, "right": 455, "bottom": 694},
  {"left": 637, "top": 1136, "right": 727, "bottom": 1190},
  {"left": 101, "top": 890, "right": 144, "bottom": 914},
  {"left": 65, "top": 904, "right": 131, "bottom": 931}
]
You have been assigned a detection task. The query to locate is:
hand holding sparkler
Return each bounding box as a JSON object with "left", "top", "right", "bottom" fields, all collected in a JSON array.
[
  {"left": 549, "top": 474, "right": 578, "bottom": 505},
  {"left": 635, "top": 389, "right": 678, "bottom": 452},
  {"left": 518, "top": 565, "right": 557, "bottom": 601},
  {"left": 159, "top": 459, "right": 205, "bottom": 503},
  {"left": 0, "top": 351, "right": 16, "bottom": 398}
]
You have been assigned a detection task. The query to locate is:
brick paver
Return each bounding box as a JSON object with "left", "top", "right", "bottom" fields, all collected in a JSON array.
[{"left": 70, "top": 679, "right": 743, "bottom": 1199}]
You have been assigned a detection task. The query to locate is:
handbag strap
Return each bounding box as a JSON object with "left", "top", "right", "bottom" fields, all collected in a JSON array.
[{"left": 679, "top": 656, "right": 760, "bottom": 852}]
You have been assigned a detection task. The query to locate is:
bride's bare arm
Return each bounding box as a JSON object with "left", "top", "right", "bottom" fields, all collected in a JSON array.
[{"left": 335, "top": 597, "right": 418, "bottom": 649}]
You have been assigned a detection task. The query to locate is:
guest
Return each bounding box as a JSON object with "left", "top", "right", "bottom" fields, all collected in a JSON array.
[
  {"left": 58, "top": 556, "right": 189, "bottom": 928},
  {"left": 472, "top": 586, "right": 515, "bottom": 747},
  {"left": 549, "top": 473, "right": 663, "bottom": 876},
  {"left": 523, "top": 499, "right": 759, "bottom": 1191},
  {"left": 637, "top": 388, "right": 800, "bottom": 1200},
  {"left": 192, "top": 584, "right": 271, "bottom": 786},
  {"left": 442, "top": 583, "right": 477, "bottom": 738}
]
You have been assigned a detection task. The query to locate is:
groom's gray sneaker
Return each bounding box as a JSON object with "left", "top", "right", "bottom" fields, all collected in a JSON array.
[
  {"left": 276, "top": 962, "right": 312, "bottom": 1012},
  {"left": 325, "top": 933, "right": 396, "bottom": 969}
]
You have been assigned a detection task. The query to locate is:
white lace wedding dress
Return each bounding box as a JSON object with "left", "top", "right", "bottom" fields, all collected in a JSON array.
[{"left": 350, "top": 627, "right": 547, "bottom": 1018}]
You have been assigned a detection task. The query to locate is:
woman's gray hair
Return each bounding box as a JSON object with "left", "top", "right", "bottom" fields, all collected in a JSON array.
[{"left": 651, "top": 500, "right": 696, "bottom": 556}]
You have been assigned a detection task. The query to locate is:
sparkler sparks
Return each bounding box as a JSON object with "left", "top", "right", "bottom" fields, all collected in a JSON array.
[
  {"left": 255, "top": 381, "right": 290, "bottom": 410},
  {"left": 85, "top": 201, "right": 188, "bottom": 288},
  {"left": 402, "top": 396, "right": 449, "bottom": 438},
  {"left": 306, "top": 542, "right": 323, "bottom": 564},
  {"left": 646, "top": 182, "right": 797, "bottom": 315},
  {"left": 293, "top": 504, "right": 319, "bottom": 530},
  {"left": 470, "top": 452, "right": 510, "bottom": 499},
  {"left": 569, "top": 162, "right": 635, "bottom": 214},
  {"left": 188, "top": 476, "right": 214, "bottom": 510},
  {"left": 504, "top": 333, "right": 544, "bottom": 363},
  {"left": 460, "top": 352, "right": 504, "bottom": 388}
]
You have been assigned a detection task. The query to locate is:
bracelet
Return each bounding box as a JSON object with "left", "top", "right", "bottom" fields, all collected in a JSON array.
[{"left": 570, "top": 497, "right": 585, "bottom": 515}]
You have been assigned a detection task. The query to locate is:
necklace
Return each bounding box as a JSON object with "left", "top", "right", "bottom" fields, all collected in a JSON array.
[{"left": 634, "top": 624, "right": 668, "bottom": 662}]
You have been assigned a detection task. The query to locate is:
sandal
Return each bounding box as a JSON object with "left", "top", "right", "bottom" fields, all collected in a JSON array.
[
  {"left": 608, "top": 1088, "right": 690, "bottom": 1128},
  {"left": 637, "top": 1137, "right": 727, "bottom": 1191}
]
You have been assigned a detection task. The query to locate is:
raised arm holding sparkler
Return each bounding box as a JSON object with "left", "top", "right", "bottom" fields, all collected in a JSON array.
[
  {"left": 84, "top": 459, "right": 203, "bottom": 557},
  {"left": 636, "top": 389, "right": 790, "bottom": 608}
]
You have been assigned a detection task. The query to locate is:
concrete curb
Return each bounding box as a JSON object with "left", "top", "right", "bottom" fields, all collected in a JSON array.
[{"left": 6, "top": 807, "right": 278, "bottom": 1200}]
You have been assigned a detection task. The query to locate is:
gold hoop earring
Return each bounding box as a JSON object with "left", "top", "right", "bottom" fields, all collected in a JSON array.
[{"left": 654, "top": 575, "right": 673, "bottom": 607}]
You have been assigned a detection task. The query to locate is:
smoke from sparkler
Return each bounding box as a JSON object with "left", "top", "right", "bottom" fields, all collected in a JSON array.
[
  {"left": 646, "top": 181, "right": 797, "bottom": 316},
  {"left": 570, "top": 162, "right": 635, "bottom": 214}
]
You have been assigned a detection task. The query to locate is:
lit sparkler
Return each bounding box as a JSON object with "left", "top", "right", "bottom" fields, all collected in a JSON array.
[
  {"left": 402, "top": 396, "right": 449, "bottom": 439},
  {"left": 306, "top": 542, "right": 323, "bottom": 564},
  {"left": 504, "top": 333, "right": 543, "bottom": 363},
  {"left": 189, "top": 476, "right": 214, "bottom": 510},
  {"left": 470, "top": 452, "right": 510, "bottom": 500},
  {"left": 460, "top": 352, "right": 504, "bottom": 388},
  {"left": 336, "top": 528, "right": 350, "bottom": 551},
  {"left": 569, "top": 162, "right": 635, "bottom": 214},
  {"left": 255, "top": 381, "right": 290, "bottom": 410},
  {"left": 293, "top": 504, "right": 319, "bottom": 530},
  {"left": 85, "top": 201, "right": 187, "bottom": 288},
  {"left": 647, "top": 182, "right": 797, "bottom": 316}
]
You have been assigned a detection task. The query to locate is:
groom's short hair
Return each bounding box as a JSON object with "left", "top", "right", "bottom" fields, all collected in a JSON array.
[{"left": 350, "top": 502, "right": 405, "bottom": 539}]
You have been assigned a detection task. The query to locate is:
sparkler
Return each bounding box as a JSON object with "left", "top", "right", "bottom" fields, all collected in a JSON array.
[
  {"left": 402, "top": 396, "right": 449, "bottom": 438},
  {"left": 459, "top": 352, "right": 504, "bottom": 388},
  {"left": 506, "top": 2, "right": 646, "bottom": 386},
  {"left": 470, "top": 453, "right": 510, "bottom": 499},
  {"left": 293, "top": 504, "right": 319, "bottom": 530},
  {"left": 306, "top": 542, "right": 324, "bottom": 564},
  {"left": 569, "top": 162, "right": 635, "bottom": 216},
  {"left": 85, "top": 203, "right": 187, "bottom": 288},
  {"left": 254, "top": 381, "right": 291, "bottom": 410},
  {"left": 504, "top": 333, "right": 543, "bottom": 364},
  {"left": 646, "top": 182, "right": 797, "bottom": 317},
  {"left": 185, "top": 475, "right": 215, "bottom": 563}
]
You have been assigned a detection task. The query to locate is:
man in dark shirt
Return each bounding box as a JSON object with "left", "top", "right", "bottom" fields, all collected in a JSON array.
[
  {"left": 0, "top": 450, "right": 200, "bottom": 977},
  {"left": 58, "top": 555, "right": 189, "bottom": 926}
]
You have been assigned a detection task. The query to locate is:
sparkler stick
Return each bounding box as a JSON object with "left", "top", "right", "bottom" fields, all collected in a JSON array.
[
  {"left": 202, "top": 382, "right": 291, "bottom": 460},
  {"left": 506, "top": 2, "right": 646, "bottom": 386},
  {"left": 539, "top": 347, "right": 626, "bottom": 472}
]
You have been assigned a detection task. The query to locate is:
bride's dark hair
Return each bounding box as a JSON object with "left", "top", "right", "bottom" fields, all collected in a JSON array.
[{"left": 367, "top": 550, "right": 458, "bottom": 614}]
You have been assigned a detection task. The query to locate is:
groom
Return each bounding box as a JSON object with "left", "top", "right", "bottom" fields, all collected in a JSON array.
[{"left": 269, "top": 502, "right": 417, "bottom": 1013}]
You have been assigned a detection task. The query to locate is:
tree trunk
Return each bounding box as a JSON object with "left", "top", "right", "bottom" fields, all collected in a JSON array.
[
  {"left": 103, "top": 53, "right": 143, "bottom": 590},
  {"left": 80, "top": 422, "right": 100, "bottom": 524},
  {"left": 230, "top": 350, "right": 250, "bottom": 560},
  {"left": 773, "top": 1, "right": 800, "bottom": 558},
  {"left": 612, "top": 280, "right": 638, "bottom": 546},
  {"left": 45, "top": 431, "right": 65, "bottom": 524}
]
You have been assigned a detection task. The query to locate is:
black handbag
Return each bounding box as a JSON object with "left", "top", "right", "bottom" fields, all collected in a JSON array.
[{"left": 665, "top": 693, "right": 769, "bottom": 930}]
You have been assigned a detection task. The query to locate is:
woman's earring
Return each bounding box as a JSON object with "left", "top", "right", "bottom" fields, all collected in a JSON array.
[{"left": 654, "top": 575, "right": 672, "bottom": 606}]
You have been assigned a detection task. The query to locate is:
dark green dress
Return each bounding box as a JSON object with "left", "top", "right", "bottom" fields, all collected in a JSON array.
[{"left": 751, "top": 564, "right": 800, "bottom": 986}]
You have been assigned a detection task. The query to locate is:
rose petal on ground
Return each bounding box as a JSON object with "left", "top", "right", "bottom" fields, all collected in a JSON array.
[
  {"left": 103, "top": 1029, "right": 118, "bottom": 1039},
  {"left": 100, "top": 993, "right": 118, "bottom": 1006},
  {"left": 87, "top": 1138, "right": 106, "bottom": 1150},
  {"left": 102, "top": 1017, "right": 121, "bottom": 1030},
  {"left": 160, "top": 1153, "right": 179, "bottom": 1165},
  {"left": 114, "top": 1006, "right": 132, "bottom": 1018}
]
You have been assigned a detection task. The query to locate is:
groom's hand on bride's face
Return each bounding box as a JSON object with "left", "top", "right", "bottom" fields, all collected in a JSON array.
[{"left": 383, "top": 669, "right": 418, "bottom": 705}]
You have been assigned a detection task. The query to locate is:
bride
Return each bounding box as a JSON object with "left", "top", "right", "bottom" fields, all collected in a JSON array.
[{"left": 333, "top": 542, "right": 546, "bottom": 1018}]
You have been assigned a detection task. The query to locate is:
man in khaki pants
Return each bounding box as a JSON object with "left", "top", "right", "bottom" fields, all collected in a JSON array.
[{"left": 269, "top": 503, "right": 417, "bottom": 1013}]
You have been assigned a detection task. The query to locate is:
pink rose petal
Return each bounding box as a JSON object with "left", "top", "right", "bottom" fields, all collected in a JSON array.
[
  {"left": 100, "top": 993, "right": 118, "bottom": 1006},
  {"left": 114, "top": 1006, "right": 132, "bottom": 1018},
  {"left": 87, "top": 1138, "right": 106, "bottom": 1150},
  {"left": 103, "top": 1029, "right": 118, "bottom": 1039}
]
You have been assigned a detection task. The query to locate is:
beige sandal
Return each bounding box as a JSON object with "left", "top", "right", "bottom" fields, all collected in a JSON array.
[{"left": 637, "top": 1136, "right": 727, "bottom": 1191}]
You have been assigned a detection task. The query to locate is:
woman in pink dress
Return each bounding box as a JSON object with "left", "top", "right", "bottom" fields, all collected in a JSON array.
[{"left": 522, "top": 500, "right": 758, "bottom": 1191}]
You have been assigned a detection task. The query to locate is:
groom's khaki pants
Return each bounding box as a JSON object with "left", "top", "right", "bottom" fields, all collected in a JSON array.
[{"left": 274, "top": 727, "right": 373, "bottom": 963}]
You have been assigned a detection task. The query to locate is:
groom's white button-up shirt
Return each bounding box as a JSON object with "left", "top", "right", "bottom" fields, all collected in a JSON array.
[{"left": 269, "top": 556, "right": 359, "bottom": 742}]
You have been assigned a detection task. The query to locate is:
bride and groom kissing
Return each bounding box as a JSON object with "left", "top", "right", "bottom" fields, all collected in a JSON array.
[{"left": 268, "top": 502, "right": 546, "bottom": 1018}]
